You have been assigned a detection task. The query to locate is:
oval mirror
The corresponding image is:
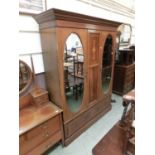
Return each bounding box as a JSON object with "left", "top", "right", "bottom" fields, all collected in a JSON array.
[
  {"left": 64, "top": 33, "right": 84, "bottom": 112},
  {"left": 19, "top": 60, "right": 33, "bottom": 95},
  {"left": 102, "top": 34, "right": 113, "bottom": 93}
]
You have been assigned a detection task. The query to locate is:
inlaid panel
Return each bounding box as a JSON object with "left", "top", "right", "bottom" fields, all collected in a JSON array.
[
  {"left": 88, "top": 32, "right": 100, "bottom": 103},
  {"left": 89, "top": 67, "right": 98, "bottom": 102},
  {"left": 88, "top": 33, "right": 99, "bottom": 65}
]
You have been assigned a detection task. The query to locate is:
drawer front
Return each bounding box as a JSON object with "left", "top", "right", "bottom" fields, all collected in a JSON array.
[
  {"left": 125, "top": 70, "right": 135, "bottom": 78},
  {"left": 26, "top": 131, "right": 62, "bottom": 155},
  {"left": 124, "top": 74, "right": 135, "bottom": 84},
  {"left": 19, "top": 135, "right": 26, "bottom": 146},
  {"left": 20, "top": 115, "right": 61, "bottom": 155},
  {"left": 64, "top": 98, "right": 111, "bottom": 138},
  {"left": 27, "top": 115, "right": 60, "bottom": 139},
  {"left": 125, "top": 66, "right": 135, "bottom": 76},
  {"left": 34, "top": 94, "right": 49, "bottom": 106}
]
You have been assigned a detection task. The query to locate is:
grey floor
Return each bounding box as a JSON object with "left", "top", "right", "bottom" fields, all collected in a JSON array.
[{"left": 45, "top": 94, "right": 123, "bottom": 155}]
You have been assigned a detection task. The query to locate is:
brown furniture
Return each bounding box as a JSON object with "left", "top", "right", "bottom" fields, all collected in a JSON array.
[
  {"left": 19, "top": 102, "right": 63, "bottom": 155},
  {"left": 92, "top": 89, "right": 135, "bottom": 155},
  {"left": 113, "top": 63, "right": 135, "bottom": 95},
  {"left": 34, "top": 8, "right": 121, "bottom": 145},
  {"left": 19, "top": 60, "right": 64, "bottom": 155},
  {"left": 121, "top": 90, "right": 135, "bottom": 155},
  {"left": 113, "top": 46, "right": 135, "bottom": 95},
  {"left": 117, "top": 48, "right": 135, "bottom": 65}
]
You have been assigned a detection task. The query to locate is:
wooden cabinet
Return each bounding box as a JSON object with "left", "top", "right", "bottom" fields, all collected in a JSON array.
[
  {"left": 19, "top": 103, "right": 63, "bottom": 155},
  {"left": 19, "top": 60, "right": 64, "bottom": 154},
  {"left": 34, "top": 8, "right": 121, "bottom": 145},
  {"left": 113, "top": 64, "right": 135, "bottom": 95},
  {"left": 113, "top": 47, "right": 135, "bottom": 95}
]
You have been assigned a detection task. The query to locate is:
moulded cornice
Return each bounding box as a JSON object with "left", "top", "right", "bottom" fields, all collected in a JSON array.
[{"left": 34, "top": 8, "right": 122, "bottom": 28}]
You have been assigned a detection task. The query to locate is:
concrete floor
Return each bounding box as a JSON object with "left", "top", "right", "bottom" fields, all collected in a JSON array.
[{"left": 44, "top": 94, "right": 123, "bottom": 155}]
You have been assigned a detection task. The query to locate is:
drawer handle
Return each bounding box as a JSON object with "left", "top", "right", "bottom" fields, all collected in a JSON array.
[
  {"left": 45, "top": 132, "right": 49, "bottom": 138},
  {"left": 46, "top": 144, "right": 50, "bottom": 149},
  {"left": 42, "top": 125, "right": 48, "bottom": 129}
]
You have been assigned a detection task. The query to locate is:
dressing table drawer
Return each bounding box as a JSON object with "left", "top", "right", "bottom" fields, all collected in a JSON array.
[
  {"left": 20, "top": 115, "right": 62, "bottom": 155},
  {"left": 33, "top": 94, "right": 49, "bottom": 106},
  {"left": 25, "top": 131, "right": 62, "bottom": 155},
  {"left": 27, "top": 115, "right": 60, "bottom": 139}
]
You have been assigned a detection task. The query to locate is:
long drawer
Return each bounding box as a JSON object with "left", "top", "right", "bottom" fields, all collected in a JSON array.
[
  {"left": 20, "top": 115, "right": 61, "bottom": 155},
  {"left": 25, "top": 131, "right": 62, "bottom": 155}
]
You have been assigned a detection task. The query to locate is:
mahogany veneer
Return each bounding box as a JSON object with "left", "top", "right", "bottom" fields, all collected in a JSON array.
[
  {"left": 20, "top": 102, "right": 63, "bottom": 155},
  {"left": 19, "top": 89, "right": 63, "bottom": 155},
  {"left": 34, "top": 8, "right": 121, "bottom": 145}
]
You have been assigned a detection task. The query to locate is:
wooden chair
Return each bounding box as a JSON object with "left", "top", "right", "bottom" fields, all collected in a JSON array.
[{"left": 120, "top": 90, "right": 135, "bottom": 155}]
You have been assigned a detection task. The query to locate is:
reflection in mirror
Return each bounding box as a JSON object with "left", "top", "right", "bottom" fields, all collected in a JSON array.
[
  {"left": 19, "top": 60, "right": 32, "bottom": 94},
  {"left": 64, "top": 33, "right": 84, "bottom": 112},
  {"left": 102, "top": 35, "right": 113, "bottom": 93}
]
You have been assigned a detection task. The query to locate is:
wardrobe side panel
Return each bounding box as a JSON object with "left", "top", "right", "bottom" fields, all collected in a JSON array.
[{"left": 40, "top": 28, "right": 62, "bottom": 108}]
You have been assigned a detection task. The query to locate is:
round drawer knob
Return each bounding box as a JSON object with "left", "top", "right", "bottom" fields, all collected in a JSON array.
[{"left": 45, "top": 133, "right": 49, "bottom": 137}]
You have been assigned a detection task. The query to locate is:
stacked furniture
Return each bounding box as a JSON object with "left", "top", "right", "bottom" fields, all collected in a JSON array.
[
  {"left": 19, "top": 60, "right": 64, "bottom": 155},
  {"left": 113, "top": 46, "right": 135, "bottom": 95},
  {"left": 34, "top": 8, "right": 121, "bottom": 145}
]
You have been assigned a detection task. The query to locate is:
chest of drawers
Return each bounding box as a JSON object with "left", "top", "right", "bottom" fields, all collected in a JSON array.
[
  {"left": 19, "top": 103, "right": 63, "bottom": 155},
  {"left": 113, "top": 64, "right": 135, "bottom": 95}
]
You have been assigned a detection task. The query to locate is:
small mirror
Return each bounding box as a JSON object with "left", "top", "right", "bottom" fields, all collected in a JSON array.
[
  {"left": 118, "top": 24, "right": 132, "bottom": 45},
  {"left": 19, "top": 60, "right": 33, "bottom": 94},
  {"left": 64, "top": 33, "right": 84, "bottom": 112},
  {"left": 102, "top": 35, "right": 113, "bottom": 93}
]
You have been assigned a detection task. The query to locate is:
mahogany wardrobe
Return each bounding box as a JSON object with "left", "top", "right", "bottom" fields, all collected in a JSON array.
[{"left": 34, "top": 8, "right": 121, "bottom": 145}]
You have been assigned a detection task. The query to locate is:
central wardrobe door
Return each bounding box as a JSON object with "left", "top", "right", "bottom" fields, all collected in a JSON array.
[
  {"left": 64, "top": 33, "right": 84, "bottom": 112},
  {"left": 88, "top": 32, "right": 100, "bottom": 103},
  {"left": 102, "top": 34, "right": 113, "bottom": 93}
]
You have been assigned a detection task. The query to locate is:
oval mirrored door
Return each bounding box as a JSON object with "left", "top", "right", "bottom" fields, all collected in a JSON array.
[
  {"left": 102, "top": 34, "right": 113, "bottom": 93},
  {"left": 64, "top": 33, "right": 84, "bottom": 112}
]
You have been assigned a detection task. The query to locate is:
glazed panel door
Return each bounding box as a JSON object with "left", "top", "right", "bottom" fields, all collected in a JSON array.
[{"left": 88, "top": 31, "right": 101, "bottom": 104}]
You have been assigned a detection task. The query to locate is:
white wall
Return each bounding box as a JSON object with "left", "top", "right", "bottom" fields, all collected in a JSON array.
[
  {"left": 19, "top": 14, "right": 44, "bottom": 73},
  {"left": 19, "top": 0, "right": 135, "bottom": 74}
]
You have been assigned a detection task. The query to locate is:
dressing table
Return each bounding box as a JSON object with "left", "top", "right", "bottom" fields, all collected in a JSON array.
[{"left": 19, "top": 60, "right": 64, "bottom": 155}]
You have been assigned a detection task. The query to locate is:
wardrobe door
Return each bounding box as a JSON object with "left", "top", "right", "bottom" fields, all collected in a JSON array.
[
  {"left": 101, "top": 33, "right": 115, "bottom": 96},
  {"left": 88, "top": 32, "right": 100, "bottom": 104},
  {"left": 57, "top": 28, "right": 88, "bottom": 121}
]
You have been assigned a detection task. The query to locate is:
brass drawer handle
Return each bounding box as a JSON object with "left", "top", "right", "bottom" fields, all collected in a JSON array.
[
  {"left": 45, "top": 132, "right": 49, "bottom": 138},
  {"left": 42, "top": 125, "right": 48, "bottom": 129},
  {"left": 46, "top": 144, "right": 50, "bottom": 149},
  {"left": 43, "top": 132, "right": 49, "bottom": 138}
]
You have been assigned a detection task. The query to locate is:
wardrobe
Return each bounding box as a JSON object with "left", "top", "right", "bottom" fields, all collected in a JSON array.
[{"left": 34, "top": 8, "right": 121, "bottom": 145}]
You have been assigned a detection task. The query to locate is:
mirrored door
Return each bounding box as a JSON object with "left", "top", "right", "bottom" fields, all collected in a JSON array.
[
  {"left": 101, "top": 34, "right": 113, "bottom": 94},
  {"left": 64, "top": 33, "right": 84, "bottom": 112}
]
